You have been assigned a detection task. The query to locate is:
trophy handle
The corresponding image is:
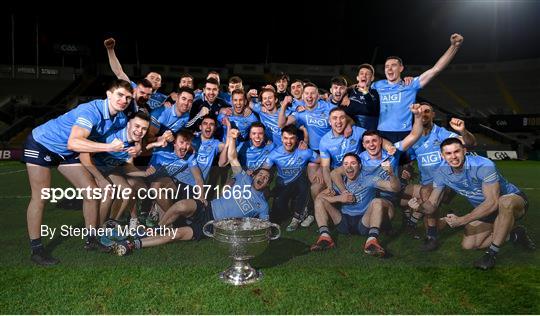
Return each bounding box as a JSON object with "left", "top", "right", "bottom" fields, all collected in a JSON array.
[
  {"left": 269, "top": 223, "right": 281, "bottom": 240},
  {"left": 202, "top": 220, "right": 215, "bottom": 238}
]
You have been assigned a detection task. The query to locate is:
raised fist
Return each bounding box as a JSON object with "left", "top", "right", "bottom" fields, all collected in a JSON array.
[
  {"left": 449, "top": 118, "right": 466, "bottom": 132},
  {"left": 247, "top": 89, "right": 258, "bottom": 99},
  {"left": 410, "top": 103, "right": 422, "bottom": 116},
  {"left": 281, "top": 96, "right": 293, "bottom": 107},
  {"left": 198, "top": 107, "right": 210, "bottom": 117},
  {"left": 104, "top": 38, "right": 116, "bottom": 49},
  {"left": 450, "top": 33, "right": 464, "bottom": 48},
  {"left": 229, "top": 128, "right": 240, "bottom": 139}
]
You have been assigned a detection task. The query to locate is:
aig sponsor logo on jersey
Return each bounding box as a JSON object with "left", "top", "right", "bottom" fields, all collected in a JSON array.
[
  {"left": 418, "top": 151, "right": 442, "bottom": 166},
  {"left": 237, "top": 198, "right": 255, "bottom": 215},
  {"left": 197, "top": 155, "right": 208, "bottom": 164},
  {"left": 380, "top": 93, "right": 402, "bottom": 104},
  {"left": 307, "top": 116, "right": 328, "bottom": 127},
  {"left": 267, "top": 124, "right": 279, "bottom": 133}
]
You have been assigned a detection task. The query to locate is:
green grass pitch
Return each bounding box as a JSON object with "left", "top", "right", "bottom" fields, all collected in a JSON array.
[{"left": 0, "top": 160, "right": 538, "bottom": 314}]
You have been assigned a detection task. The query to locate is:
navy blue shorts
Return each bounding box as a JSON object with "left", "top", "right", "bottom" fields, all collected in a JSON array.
[
  {"left": 379, "top": 131, "right": 410, "bottom": 144},
  {"left": 22, "top": 133, "right": 80, "bottom": 167},
  {"left": 95, "top": 163, "right": 128, "bottom": 177},
  {"left": 182, "top": 199, "right": 214, "bottom": 241},
  {"left": 336, "top": 213, "right": 368, "bottom": 235},
  {"left": 336, "top": 213, "right": 393, "bottom": 236}
]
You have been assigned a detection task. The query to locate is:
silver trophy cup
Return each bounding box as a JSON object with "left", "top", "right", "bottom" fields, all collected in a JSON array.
[{"left": 203, "top": 217, "right": 281, "bottom": 285}]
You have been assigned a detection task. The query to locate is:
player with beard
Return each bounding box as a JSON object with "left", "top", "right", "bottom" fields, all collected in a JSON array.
[
  {"left": 187, "top": 78, "right": 230, "bottom": 137},
  {"left": 400, "top": 102, "right": 476, "bottom": 250},
  {"left": 104, "top": 38, "right": 167, "bottom": 110},
  {"left": 327, "top": 76, "right": 348, "bottom": 107},
  {"left": 127, "top": 130, "right": 205, "bottom": 221}
]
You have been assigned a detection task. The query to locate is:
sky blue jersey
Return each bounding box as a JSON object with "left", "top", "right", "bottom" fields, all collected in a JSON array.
[
  {"left": 319, "top": 125, "right": 366, "bottom": 168},
  {"left": 409, "top": 124, "right": 458, "bottom": 185},
  {"left": 211, "top": 171, "right": 269, "bottom": 220},
  {"left": 237, "top": 141, "right": 276, "bottom": 171},
  {"left": 264, "top": 146, "right": 318, "bottom": 184},
  {"left": 372, "top": 76, "right": 421, "bottom": 132},
  {"left": 292, "top": 100, "right": 336, "bottom": 150},
  {"left": 433, "top": 155, "right": 521, "bottom": 207},
  {"left": 32, "top": 98, "right": 128, "bottom": 156}
]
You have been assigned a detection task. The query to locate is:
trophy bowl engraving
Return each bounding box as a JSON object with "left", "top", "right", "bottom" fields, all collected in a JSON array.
[{"left": 203, "top": 217, "right": 280, "bottom": 286}]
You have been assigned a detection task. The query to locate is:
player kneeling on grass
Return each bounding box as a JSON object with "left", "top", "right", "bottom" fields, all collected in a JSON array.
[
  {"left": 310, "top": 153, "right": 400, "bottom": 257},
  {"left": 80, "top": 111, "right": 150, "bottom": 229},
  {"left": 411, "top": 138, "right": 535, "bottom": 269},
  {"left": 109, "top": 128, "right": 272, "bottom": 255}
]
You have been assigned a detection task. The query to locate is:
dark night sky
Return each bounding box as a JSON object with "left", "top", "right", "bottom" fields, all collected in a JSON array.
[{"left": 3, "top": 0, "right": 540, "bottom": 68}]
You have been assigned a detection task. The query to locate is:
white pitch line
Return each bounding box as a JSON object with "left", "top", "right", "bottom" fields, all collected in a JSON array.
[
  {"left": 0, "top": 169, "right": 25, "bottom": 175},
  {"left": 0, "top": 195, "right": 31, "bottom": 199}
]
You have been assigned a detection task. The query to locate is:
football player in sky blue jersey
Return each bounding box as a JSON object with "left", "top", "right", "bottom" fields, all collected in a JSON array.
[
  {"left": 236, "top": 122, "right": 276, "bottom": 171},
  {"left": 310, "top": 153, "right": 400, "bottom": 257},
  {"left": 372, "top": 33, "right": 464, "bottom": 143},
  {"left": 22, "top": 80, "right": 133, "bottom": 266},
  {"left": 146, "top": 87, "right": 194, "bottom": 143},
  {"left": 319, "top": 107, "right": 374, "bottom": 194},
  {"left": 264, "top": 124, "right": 320, "bottom": 231},
  {"left": 222, "top": 76, "right": 244, "bottom": 105},
  {"left": 414, "top": 138, "right": 534, "bottom": 269},
  {"left": 122, "top": 79, "right": 153, "bottom": 117},
  {"left": 80, "top": 111, "right": 151, "bottom": 228},
  {"left": 104, "top": 38, "right": 166, "bottom": 107},
  {"left": 400, "top": 102, "right": 476, "bottom": 248},
  {"left": 358, "top": 103, "right": 425, "bottom": 202},
  {"left": 191, "top": 116, "right": 228, "bottom": 198},
  {"left": 278, "top": 83, "right": 336, "bottom": 151},
  {"left": 290, "top": 79, "right": 306, "bottom": 111},
  {"left": 110, "top": 127, "right": 273, "bottom": 255},
  {"left": 165, "top": 73, "right": 195, "bottom": 107},
  {"left": 129, "top": 130, "right": 205, "bottom": 215},
  {"left": 249, "top": 87, "right": 307, "bottom": 147},
  {"left": 217, "top": 89, "right": 259, "bottom": 142}
]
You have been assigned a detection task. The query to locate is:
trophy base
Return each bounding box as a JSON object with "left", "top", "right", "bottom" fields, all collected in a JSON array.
[{"left": 219, "top": 260, "right": 263, "bottom": 286}]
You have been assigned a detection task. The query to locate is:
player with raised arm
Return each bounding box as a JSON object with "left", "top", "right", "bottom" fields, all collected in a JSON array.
[{"left": 373, "top": 34, "right": 464, "bottom": 143}]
